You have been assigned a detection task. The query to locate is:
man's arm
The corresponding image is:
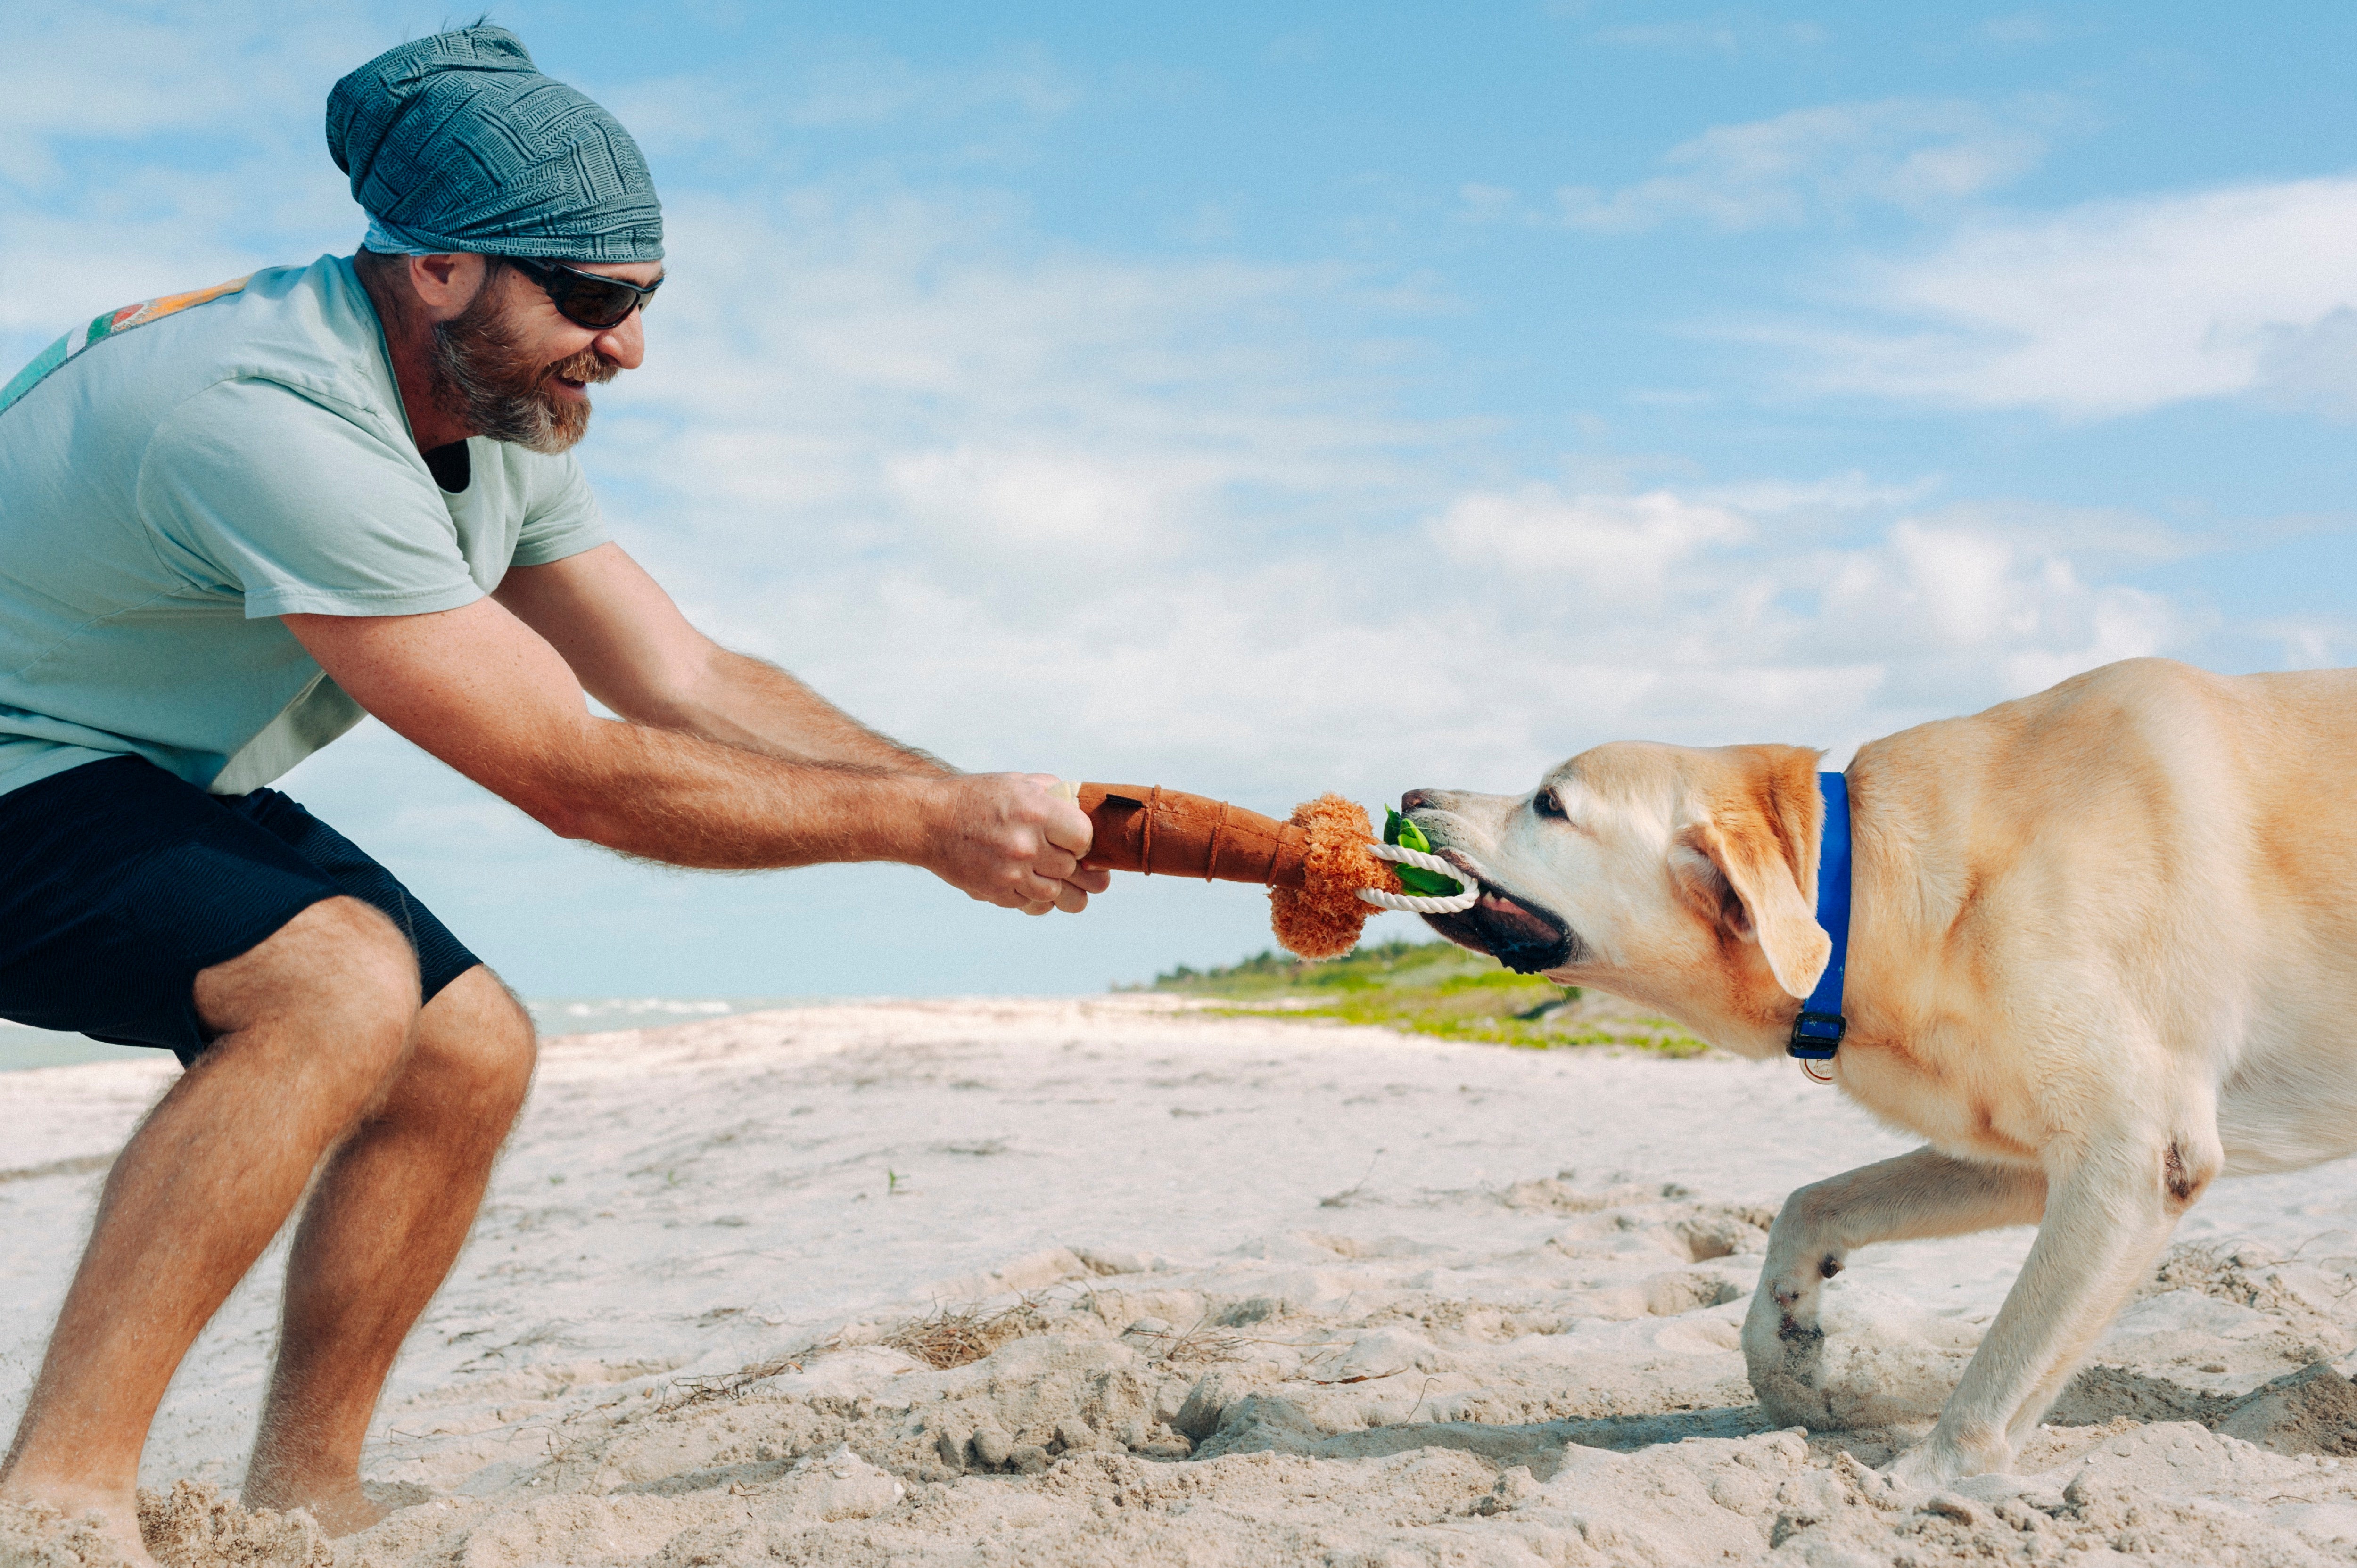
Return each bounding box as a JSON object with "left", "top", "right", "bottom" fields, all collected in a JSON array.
[
  {"left": 492, "top": 542, "right": 944, "bottom": 773},
  {"left": 282, "top": 597, "right": 1107, "bottom": 912}
]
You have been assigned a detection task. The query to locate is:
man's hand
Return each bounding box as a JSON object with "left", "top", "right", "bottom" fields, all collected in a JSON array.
[{"left": 919, "top": 774, "right": 1110, "bottom": 915}]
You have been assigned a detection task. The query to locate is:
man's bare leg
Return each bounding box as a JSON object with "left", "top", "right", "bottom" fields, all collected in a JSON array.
[
  {"left": 0, "top": 898, "right": 422, "bottom": 1563},
  {"left": 239, "top": 965, "right": 535, "bottom": 1532}
]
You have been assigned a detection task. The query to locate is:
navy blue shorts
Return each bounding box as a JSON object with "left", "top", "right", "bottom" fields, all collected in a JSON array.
[{"left": 0, "top": 755, "right": 480, "bottom": 1067}]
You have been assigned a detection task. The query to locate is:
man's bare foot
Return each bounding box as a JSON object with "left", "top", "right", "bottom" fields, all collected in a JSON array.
[
  {"left": 0, "top": 1480, "right": 160, "bottom": 1567},
  {"left": 241, "top": 1473, "right": 387, "bottom": 1537}
]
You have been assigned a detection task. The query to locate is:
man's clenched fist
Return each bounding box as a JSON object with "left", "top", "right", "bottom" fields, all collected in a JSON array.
[{"left": 920, "top": 773, "right": 1110, "bottom": 915}]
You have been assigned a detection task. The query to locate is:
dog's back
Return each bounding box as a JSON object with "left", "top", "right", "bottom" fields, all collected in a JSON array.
[{"left": 1852, "top": 658, "right": 2357, "bottom": 1174}]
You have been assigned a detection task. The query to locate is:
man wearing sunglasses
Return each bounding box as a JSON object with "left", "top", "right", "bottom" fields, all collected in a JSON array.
[{"left": 0, "top": 25, "right": 1101, "bottom": 1562}]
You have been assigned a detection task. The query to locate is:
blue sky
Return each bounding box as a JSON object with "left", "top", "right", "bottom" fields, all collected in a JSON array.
[{"left": 5, "top": 2, "right": 2355, "bottom": 1000}]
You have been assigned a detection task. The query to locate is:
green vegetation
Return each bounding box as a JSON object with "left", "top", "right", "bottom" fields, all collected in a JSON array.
[{"left": 1138, "top": 938, "right": 1712, "bottom": 1057}]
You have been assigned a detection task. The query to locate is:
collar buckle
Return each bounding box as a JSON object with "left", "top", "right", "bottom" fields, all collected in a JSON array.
[{"left": 1788, "top": 1010, "right": 1846, "bottom": 1059}]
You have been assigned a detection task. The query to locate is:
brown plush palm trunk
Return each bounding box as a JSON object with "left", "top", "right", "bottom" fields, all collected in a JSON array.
[
  {"left": 1075, "top": 784, "right": 1310, "bottom": 887},
  {"left": 1076, "top": 784, "right": 1396, "bottom": 959}
]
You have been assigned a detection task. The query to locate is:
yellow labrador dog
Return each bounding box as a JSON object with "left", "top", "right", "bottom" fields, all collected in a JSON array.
[{"left": 1399, "top": 657, "right": 2357, "bottom": 1486}]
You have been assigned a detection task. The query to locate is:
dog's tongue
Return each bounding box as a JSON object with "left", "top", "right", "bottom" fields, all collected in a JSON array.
[
  {"left": 1419, "top": 880, "right": 1573, "bottom": 974},
  {"left": 1474, "top": 891, "right": 1572, "bottom": 972},
  {"left": 1475, "top": 889, "right": 1558, "bottom": 949}
]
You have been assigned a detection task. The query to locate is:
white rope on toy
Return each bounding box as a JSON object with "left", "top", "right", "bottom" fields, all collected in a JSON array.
[{"left": 1359, "top": 843, "right": 1483, "bottom": 914}]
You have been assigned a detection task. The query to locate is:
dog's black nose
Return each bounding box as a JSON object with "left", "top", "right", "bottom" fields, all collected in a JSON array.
[{"left": 1400, "top": 788, "right": 1440, "bottom": 813}]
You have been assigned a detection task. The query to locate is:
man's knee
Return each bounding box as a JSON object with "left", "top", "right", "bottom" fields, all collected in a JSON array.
[
  {"left": 406, "top": 967, "right": 537, "bottom": 1123},
  {"left": 194, "top": 897, "right": 421, "bottom": 1080}
]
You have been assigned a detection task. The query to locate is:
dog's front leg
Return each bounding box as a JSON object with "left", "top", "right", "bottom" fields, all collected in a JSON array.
[
  {"left": 1745, "top": 1148, "right": 2045, "bottom": 1428},
  {"left": 1889, "top": 1121, "right": 2218, "bottom": 1487}
]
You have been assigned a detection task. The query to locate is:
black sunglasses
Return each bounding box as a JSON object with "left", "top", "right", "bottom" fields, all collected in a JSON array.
[{"left": 506, "top": 256, "right": 663, "bottom": 331}]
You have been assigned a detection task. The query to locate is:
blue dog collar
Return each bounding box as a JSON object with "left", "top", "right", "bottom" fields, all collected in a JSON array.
[{"left": 1788, "top": 771, "right": 1851, "bottom": 1060}]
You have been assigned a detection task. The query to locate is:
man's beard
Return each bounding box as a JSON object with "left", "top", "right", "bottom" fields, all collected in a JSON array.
[{"left": 427, "top": 272, "right": 614, "bottom": 455}]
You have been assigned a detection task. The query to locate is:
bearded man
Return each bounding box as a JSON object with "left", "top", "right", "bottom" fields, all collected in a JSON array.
[{"left": 0, "top": 26, "right": 1102, "bottom": 1559}]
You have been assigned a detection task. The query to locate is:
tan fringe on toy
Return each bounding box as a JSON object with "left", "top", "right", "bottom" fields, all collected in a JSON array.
[{"left": 1269, "top": 794, "right": 1400, "bottom": 960}]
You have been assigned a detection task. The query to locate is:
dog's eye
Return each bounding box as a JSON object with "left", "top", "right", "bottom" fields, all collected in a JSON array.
[{"left": 1533, "top": 788, "right": 1566, "bottom": 820}]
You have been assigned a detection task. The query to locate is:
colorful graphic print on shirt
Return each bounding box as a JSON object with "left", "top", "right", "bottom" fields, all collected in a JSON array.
[{"left": 0, "top": 275, "right": 254, "bottom": 419}]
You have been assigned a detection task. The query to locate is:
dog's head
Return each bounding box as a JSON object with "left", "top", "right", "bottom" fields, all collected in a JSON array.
[{"left": 1403, "top": 742, "right": 1830, "bottom": 1057}]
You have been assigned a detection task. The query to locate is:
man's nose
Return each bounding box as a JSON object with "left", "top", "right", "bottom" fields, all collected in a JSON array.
[{"left": 593, "top": 307, "right": 646, "bottom": 372}]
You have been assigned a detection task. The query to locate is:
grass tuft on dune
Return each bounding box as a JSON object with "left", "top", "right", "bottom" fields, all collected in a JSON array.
[{"left": 1137, "top": 939, "right": 1712, "bottom": 1057}]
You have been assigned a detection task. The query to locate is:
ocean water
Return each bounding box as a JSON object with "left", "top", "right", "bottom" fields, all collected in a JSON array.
[{"left": 0, "top": 997, "right": 812, "bottom": 1072}]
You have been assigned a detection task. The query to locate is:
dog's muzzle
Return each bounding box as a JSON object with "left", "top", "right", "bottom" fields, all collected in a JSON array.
[{"left": 1418, "top": 863, "right": 1579, "bottom": 975}]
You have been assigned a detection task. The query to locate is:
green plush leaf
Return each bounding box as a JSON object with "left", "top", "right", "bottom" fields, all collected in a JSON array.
[
  {"left": 1383, "top": 807, "right": 1433, "bottom": 852},
  {"left": 1383, "top": 807, "right": 1460, "bottom": 896}
]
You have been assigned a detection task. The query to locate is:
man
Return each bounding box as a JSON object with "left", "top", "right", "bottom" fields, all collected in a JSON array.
[{"left": 0, "top": 25, "right": 1104, "bottom": 1559}]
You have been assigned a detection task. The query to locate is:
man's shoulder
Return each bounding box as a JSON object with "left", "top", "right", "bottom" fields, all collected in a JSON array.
[{"left": 1, "top": 255, "right": 402, "bottom": 441}]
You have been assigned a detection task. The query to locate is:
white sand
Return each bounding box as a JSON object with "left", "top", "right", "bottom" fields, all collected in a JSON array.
[{"left": 10, "top": 997, "right": 2357, "bottom": 1565}]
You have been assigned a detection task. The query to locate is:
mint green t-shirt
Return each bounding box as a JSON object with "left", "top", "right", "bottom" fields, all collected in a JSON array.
[{"left": 0, "top": 254, "right": 607, "bottom": 799}]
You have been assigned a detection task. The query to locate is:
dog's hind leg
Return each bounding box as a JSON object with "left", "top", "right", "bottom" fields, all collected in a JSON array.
[
  {"left": 1887, "top": 1113, "right": 2223, "bottom": 1488},
  {"left": 1744, "top": 1148, "right": 2046, "bottom": 1429}
]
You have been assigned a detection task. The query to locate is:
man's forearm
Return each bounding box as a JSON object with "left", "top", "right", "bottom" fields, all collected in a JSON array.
[
  {"left": 288, "top": 593, "right": 1095, "bottom": 910},
  {"left": 651, "top": 650, "right": 952, "bottom": 776},
  {"left": 517, "top": 716, "right": 1094, "bottom": 913},
  {"left": 522, "top": 714, "right": 939, "bottom": 869}
]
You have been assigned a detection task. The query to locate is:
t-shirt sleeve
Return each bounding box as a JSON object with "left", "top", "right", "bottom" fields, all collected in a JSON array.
[
  {"left": 508, "top": 448, "right": 610, "bottom": 567},
  {"left": 135, "top": 377, "right": 485, "bottom": 619}
]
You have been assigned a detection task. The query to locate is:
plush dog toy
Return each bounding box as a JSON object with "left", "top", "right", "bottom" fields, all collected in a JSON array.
[{"left": 1073, "top": 784, "right": 1478, "bottom": 959}]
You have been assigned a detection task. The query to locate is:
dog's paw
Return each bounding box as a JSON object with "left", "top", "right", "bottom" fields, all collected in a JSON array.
[
  {"left": 1884, "top": 1427, "right": 2010, "bottom": 1493},
  {"left": 1882, "top": 1444, "right": 1953, "bottom": 1494},
  {"left": 1742, "top": 1272, "right": 1976, "bottom": 1430},
  {"left": 1744, "top": 1283, "right": 1835, "bottom": 1425}
]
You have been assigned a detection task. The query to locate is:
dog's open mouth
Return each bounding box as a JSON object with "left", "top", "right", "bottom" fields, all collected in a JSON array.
[{"left": 1418, "top": 855, "right": 1579, "bottom": 975}]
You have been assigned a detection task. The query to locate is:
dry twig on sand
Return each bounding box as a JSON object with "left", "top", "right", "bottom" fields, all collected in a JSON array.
[
  {"left": 882, "top": 1298, "right": 1052, "bottom": 1371},
  {"left": 663, "top": 1355, "right": 808, "bottom": 1412},
  {"left": 1123, "top": 1313, "right": 1249, "bottom": 1368}
]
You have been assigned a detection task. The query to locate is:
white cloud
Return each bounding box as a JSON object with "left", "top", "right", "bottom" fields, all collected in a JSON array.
[
  {"left": 887, "top": 444, "right": 1213, "bottom": 560},
  {"left": 1813, "top": 520, "right": 2178, "bottom": 698},
  {"left": 1407, "top": 486, "right": 2183, "bottom": 761},
  {"left": 1433, "top": 488, "right": 1750, "bottom": 585},
  {"left": 1798, "top": 177, "right": 2357, "bottom": 416},
  {"left": 1554, "top": 98, "right": 2052, "bottom": 232}
]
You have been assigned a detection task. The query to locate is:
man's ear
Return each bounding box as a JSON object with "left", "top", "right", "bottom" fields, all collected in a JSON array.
[
  {"left": 408, "top": 252, "right": 482, "bottom": 314},
  {"left": 1668, "top": 746, "right": 1829, "bottom": 1000}
]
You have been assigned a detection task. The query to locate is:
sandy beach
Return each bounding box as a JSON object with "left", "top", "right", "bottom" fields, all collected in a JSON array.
[{"left": 12, "top": 996, "right": 2357, "bottom": 1565}]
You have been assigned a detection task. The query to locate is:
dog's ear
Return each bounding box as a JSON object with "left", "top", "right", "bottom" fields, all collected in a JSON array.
[{"left": 1669, "top": 746, "right": 1830, "bottom": 1000}]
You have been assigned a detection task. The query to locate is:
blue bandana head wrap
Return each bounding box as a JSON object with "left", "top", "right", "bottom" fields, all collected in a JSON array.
[{"left": 327, "top": 25, "right": 662, "bottom": 263}]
